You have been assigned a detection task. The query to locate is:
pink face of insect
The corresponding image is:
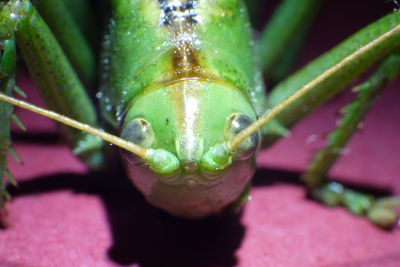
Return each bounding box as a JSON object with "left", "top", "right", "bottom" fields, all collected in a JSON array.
[{"left": 119, "top": 113, "right": 260, "bottom": 218}]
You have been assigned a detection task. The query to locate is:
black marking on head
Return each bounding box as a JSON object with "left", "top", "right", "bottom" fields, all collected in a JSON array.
[
  {"left": 159, "top": 0, "right": 199, "bottom": 26},
  {"left": 158, "top": 0, "right": 203, "bottom": 79}
]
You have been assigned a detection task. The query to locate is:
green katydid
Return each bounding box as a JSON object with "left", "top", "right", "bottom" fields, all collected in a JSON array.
[{"left": 0, "top": 0, "right": 400, "bottom": 228}]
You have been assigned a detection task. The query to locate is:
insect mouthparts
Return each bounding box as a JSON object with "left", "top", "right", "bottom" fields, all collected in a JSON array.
[{"left": 182, "top": 159, "right": 199, "bottom": 173}]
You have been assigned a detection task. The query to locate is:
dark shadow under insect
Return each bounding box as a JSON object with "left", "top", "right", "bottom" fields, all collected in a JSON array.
[{"left": 6, "top": 157, "right": 394, "bottom": 267}]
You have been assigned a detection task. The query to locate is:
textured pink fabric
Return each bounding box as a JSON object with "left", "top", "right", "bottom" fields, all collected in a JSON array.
[{"left": 1, "top": 2, "right": 400, "bottom": 267}]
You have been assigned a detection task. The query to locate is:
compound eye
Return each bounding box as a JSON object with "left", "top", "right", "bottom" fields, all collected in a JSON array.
[
  {"left": 225, "top": 114, "right": 259, "bottom": 160},
  {"left": 120, "top": 118, "right": 154, "bottom": 165}
]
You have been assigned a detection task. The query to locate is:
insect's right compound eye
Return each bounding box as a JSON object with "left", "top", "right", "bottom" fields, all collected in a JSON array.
[
  {"left": 225, "top": 113, "right": 259, "bottom": 160},
  {"left": 120, "top": 118, "right": 154, "bottom": 165}
]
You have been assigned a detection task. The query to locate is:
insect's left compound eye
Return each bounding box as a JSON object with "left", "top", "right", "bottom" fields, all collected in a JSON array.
[
  {"left": 225, "top": 114, "right": 259, "bottom": 160},
  {"left": 120, "top": 118, "right": 154, "bottom": 165}
]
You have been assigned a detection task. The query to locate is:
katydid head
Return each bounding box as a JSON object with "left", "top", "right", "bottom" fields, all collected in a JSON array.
[
  {"left": 120, "top": 113, "right": 260, "bottom": 174},
  {"left": 0, "top": 85, "right": 262, "bottom": 218},
  {"left": 118, "top": 80, "right": 262, "bottom": 217}
]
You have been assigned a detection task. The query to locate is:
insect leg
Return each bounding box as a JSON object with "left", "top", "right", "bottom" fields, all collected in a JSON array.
[
  {"left": 33, "top": 0, "right": 96, "bottom": 87},
  {"left": 0, "top": 37, "right": 19, "bottom": 221},
  {"left": 260, "top": 12, "right": 400, "bottom": 147},
  {"left": 59, "top": 0, "right": 103, "bottom": 49},
  {"left": 258, "top": 0, "right": 322, "bottom": 85},
  {"left": 0, "top": 0, "right": 104, "bottom": 168},
  {"left": 303, "top": 52, "right": 400, "bottom": 228},
  {"left": 232, "top": 12, "right": 400, "bottom": 151},
  {"left": 251, "top": 0, "right": 322, "bottom": 144},
  {"left": 243, "top": 0, "right": 262, "bottom": 24}
]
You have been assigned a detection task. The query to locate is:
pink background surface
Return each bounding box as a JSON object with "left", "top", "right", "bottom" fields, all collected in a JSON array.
[{"left": 1, "top": 1, "right": 400, "bottom": 267}]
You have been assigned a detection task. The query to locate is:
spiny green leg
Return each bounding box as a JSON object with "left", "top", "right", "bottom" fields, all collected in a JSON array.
[
  {"left": 258, "top": 0, "right": 322, "bottom": 85},
  {"left": 303, "top": 52, "right": 400, "bottom": 228},
  {"left": 0, "top": 37, "right": 26, "bottom": 224},
  {"left": 0, "top": 38, "right": 14, "bottom": 216},
  {"left": 0, "top": 0, "right": 103, "bottom": 168}
]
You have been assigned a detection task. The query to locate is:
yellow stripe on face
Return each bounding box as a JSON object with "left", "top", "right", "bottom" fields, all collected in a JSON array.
[
  {"left": 170, "top": 79, "right": 204, "bottom": 172},
  {"left": 158, "top": 1, "right": 205, "bottom": 171}
]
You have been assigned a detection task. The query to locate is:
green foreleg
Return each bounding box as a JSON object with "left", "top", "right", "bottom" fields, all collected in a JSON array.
[
  {"left": 0, "top": 0, "right": 103, "bottom": 168},
  {"left": 253, "top": 0, "right": 322, "bottom": 143},
  {"left": 243, "top": 0, "right": 262, "bottom": 25},
  {"left": 0, "top": 37, "right": 20, "bottom": 218},
  {"left": 33, "top": 0, "right": 96, "bottom": 87},
  {"left": 59, "top": 0, "right": 98, "bottom": 48},
  {"left": 258, "top": 0, "right": 322, "bottom": 85},
  {"left": 304, "top": 52, "right": 400, "bottom": 228}
]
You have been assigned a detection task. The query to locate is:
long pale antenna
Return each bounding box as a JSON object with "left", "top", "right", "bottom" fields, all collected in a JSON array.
[
  {"left": 0, "top": 92, "right": 150, "bottom": 160},
  {"left": 228, "top": 23, "right": 400, "bottom": 151}
]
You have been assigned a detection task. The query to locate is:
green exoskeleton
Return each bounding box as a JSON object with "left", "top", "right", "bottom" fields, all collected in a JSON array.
[{"left": 0, "top": 0, "right": 400, "bottom": 227}]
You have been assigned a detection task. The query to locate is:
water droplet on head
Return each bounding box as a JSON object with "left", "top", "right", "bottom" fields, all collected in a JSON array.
[{"left": 96, "top": 92, "right": 103, "bottom": 99}]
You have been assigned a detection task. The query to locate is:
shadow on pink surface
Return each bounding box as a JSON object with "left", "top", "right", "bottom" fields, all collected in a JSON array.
[
  {"left": 5, "top": 150, "right": 397, "bottom": 267},
  {"left": 6, "top": 133, "right": 243, "bottom": 266}
]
